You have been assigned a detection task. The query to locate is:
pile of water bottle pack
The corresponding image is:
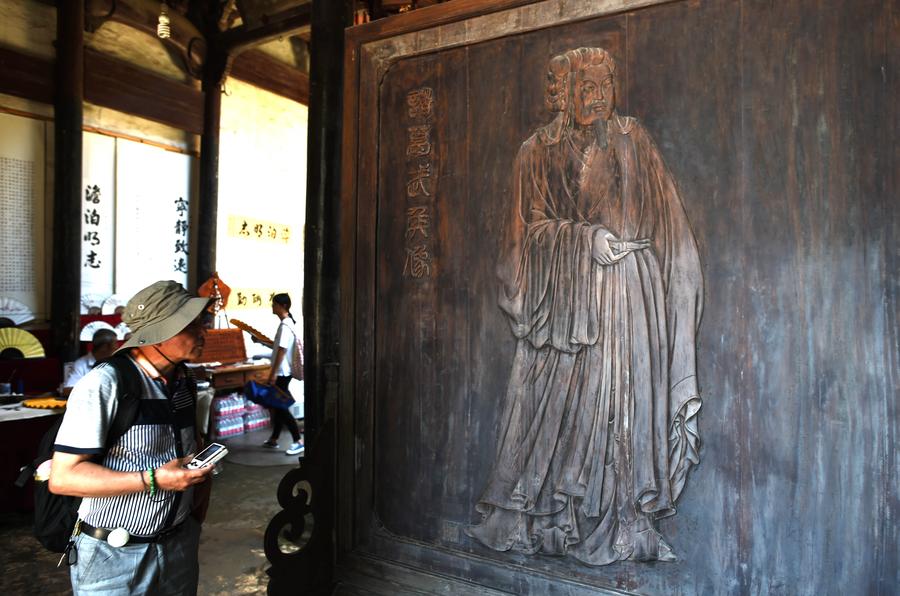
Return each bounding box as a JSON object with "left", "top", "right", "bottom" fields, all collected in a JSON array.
[{"left": 211, "top": 392, "right": 271, "bottom": 439}]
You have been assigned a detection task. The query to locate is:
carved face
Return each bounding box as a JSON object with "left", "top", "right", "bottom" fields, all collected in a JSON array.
[{"left": 574, "top": 64, "right": 615, "bottom": 126}]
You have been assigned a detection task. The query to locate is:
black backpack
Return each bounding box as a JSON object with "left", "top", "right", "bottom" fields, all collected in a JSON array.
[{"left": 15, "top": 354, "right": 143, "bottom": 553}]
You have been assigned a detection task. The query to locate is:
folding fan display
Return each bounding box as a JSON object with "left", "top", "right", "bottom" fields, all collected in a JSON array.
[
  {"left": 0, "top": 296, "right": 35, "bottom": 326},
  {"left": 101, "top": 294, "right": 128, "bottom": 315},
  {"left": 0, "top": 328, "right": 45, "bottom": 358},
  {"left": 79, "top": 320, "right": 117, "bottom": 342},
  {"left": 80, "top": 293, "right": 107, "bottom": 314},
  {"left": 114, "top": 322, "right": 131, "bottom": 340}
]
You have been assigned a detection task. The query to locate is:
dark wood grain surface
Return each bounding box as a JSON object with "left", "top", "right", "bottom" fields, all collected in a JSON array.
[{"left": 341, "top": 0, "right": 898, "bottom": 593}]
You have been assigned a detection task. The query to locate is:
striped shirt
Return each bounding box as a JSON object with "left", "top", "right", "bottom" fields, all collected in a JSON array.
[{"left": 54, "top": 355, "right": 198, "bottom": 537}]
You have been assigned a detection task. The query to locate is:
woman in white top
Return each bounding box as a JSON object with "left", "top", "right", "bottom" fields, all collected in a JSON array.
[{"left": 263, "top": 293, "right": 303, "bottom": 456}]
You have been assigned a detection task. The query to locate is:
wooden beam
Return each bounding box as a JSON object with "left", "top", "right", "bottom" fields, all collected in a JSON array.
[
  {"left": 0, "top": 46, "right": 203, "bottom": 133},
  {"left": 230, "top": 49, "right": 309, "bottom": 105},
  {"left": 346, "top": 0, "right": 536, "bottom": 44},
  {"left": 221, "top": 4, "right": 312, "bottom": 53},
  {"left": 84, "top": 49, "right": 204, "bottom": 134},
  {"left": 0, "top": 45, "right": 53, "bottom": 104}
]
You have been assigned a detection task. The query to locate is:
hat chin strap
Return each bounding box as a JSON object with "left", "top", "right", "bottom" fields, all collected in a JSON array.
[{"left": 152, "top": 345, "right": 179, "bottom": 367}]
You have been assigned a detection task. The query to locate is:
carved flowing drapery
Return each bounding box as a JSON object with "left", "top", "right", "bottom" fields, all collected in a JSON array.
[{"left": 468, "top": 110, "right": 703, "bottom": 566}]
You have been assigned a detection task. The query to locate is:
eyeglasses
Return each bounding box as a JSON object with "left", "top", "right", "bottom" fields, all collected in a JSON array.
[{"left": 186, "top": 315, "right": 214, "bottom": 332}]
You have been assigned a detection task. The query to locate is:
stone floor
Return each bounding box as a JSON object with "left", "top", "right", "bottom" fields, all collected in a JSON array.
[{"left": 0, "top": 428, "right": 297, "bottom": 595}]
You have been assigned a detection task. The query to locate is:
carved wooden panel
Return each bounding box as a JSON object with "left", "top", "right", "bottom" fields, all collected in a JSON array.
[{"left": 341, "top": 0, "right": 898, "bottom": 593}]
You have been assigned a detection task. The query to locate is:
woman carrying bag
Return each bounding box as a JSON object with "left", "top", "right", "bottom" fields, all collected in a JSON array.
[{"left": 262, "top": 293, "right": 304, "bottom": 456}]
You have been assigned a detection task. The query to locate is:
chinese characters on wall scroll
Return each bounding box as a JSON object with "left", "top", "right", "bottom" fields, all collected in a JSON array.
[
  {"left": 0, "top": 156, "right": 36, "bottom": 293},
  {"left": 173, "top": 197, "right": 189, "bottom": 274},
  {"left": 229, "top": 289, "right": 279, "bottom": 310},
  {"left": 227, "top": 215, "right": 292, "bottom": 245},
  {"left": 403, "top": 87, "right": 435, "bottom": 279},
  {"left": 114, "top": 138, "right": 192, "bottom": 294},
  {"left": 224, "top": 215, "right": 293, "bottom": 311},
  {"left": 81, "top": 131, "right": 116, "bottom": 296},
  {"left": 83, "top": 185, "right": 102, "bottom": 270}
]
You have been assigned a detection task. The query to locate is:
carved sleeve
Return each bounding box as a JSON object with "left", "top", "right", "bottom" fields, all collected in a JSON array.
[{"left": 497, "top": 139, "right": 603, "bottom": 352}]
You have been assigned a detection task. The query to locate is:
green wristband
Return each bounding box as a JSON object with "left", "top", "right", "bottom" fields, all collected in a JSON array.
[{"left": 148, "top": 467, "right": 156, "bottom": 497}]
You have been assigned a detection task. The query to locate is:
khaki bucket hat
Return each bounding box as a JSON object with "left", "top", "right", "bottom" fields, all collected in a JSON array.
[{"left": 117, "top": 281, "right": 211, "bottom": 352}]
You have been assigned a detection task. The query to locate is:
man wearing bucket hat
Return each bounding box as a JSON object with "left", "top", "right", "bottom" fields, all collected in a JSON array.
[{"left": 50, "top": 280, "right": 215, "bottom": 595}]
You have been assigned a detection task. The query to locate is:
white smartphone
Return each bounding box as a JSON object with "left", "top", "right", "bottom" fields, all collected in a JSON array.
[{"left": 186, "top": 443, "right": 229, "bottom": 469}]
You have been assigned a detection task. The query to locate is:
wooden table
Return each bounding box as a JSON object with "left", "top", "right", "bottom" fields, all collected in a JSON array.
[
  {"left": 0, "top": 404, "right": 62, "bottom": 511},
  {"left": 202, "top": 362, "right": 270, "bottom": 390}
]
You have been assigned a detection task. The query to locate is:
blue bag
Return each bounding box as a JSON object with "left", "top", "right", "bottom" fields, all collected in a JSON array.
[{"left": 243, "top": 380, "right": 295, "bottom": 410}]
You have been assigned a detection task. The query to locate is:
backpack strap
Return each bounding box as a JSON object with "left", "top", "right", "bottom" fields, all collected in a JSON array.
[
  {"left": 100, "top": 353, "right": 144, "bottom": 451},
  {"left": 15, "top": 354, "right": 143, "bottom": 488}
]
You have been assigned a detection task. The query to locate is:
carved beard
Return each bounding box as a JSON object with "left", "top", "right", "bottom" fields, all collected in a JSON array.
[{"left": 594, "top": 118, "right": 609, "bottom": 150}]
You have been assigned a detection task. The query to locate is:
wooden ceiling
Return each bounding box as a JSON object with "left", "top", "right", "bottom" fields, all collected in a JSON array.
[
  {"left": 4, "top": 0, "right": 453, "bottom": 118},
  {"left": 76, "top": 0, "right": 454, "bottom": 82},
  {"left": 77, "top": 0, "right": 312, "bottom": 81}
]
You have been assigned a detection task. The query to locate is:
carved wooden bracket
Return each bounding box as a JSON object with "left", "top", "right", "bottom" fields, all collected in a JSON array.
[
  {"left": 265, "top": 420, "right": 335, "bottom": 595},
  {"left": 221, "top": 4, "right": 311, "bottom": 56}
]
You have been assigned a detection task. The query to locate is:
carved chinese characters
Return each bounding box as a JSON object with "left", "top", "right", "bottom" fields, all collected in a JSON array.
[
  {"left": 466, "top": 48, "right": 704, "bottom": 566},
  {"left": 403, "top": 87, "right": 435, "bottom": 279}
]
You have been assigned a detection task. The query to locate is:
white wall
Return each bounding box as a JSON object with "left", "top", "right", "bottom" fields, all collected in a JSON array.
[{"left": 217, "top": 77, "right": 308, "bottom": 344}]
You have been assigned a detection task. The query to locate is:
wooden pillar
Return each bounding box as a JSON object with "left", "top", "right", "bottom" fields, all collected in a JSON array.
[
  {"left": 51, "top": 0, "right": 84, "bottom": 361},
  {"left": 196, "top": 50, "right": 227, "bottom": 288},
  {"left": 264, "top": 2, "right": 352, "bottom": 594},
  {"left": 303, "top": 0, "right": 352, "bottom": 451}
]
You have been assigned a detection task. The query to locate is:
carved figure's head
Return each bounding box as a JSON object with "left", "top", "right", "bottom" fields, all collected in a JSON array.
[{"left": 546, "top": 47, "right": 616, "bottom": 127}]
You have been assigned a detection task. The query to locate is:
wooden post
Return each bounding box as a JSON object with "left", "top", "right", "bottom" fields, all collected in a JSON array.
[
  {"left": 265, "top": 2, "right": 352, "bottom": 593},
  {"left": 196, "top": 50, "right": 227, "bottom": 289},
  {"left": 51, "top": 0, "right": 84, "bottom": 362},
  {"left": 303, "top": 0, "right": 352, "bottom": 452}
]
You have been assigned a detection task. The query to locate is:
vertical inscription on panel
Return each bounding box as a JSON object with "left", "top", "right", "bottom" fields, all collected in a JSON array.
[{"left": 403, "top": 87, "right": 436, "bottom": 279}]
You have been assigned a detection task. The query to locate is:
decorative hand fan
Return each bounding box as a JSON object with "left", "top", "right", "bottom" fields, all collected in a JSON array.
[
  {"left": 80, "top": 320, "right": 116, "bottom": 342},
  {"left": 114, "top": 322, "right": 131, "bottom": 340},
  {"left": 229, "top": 319, "right": 273, "bottom": 345},
  {"left": 80, "top": 293, "right": 106, "bottom": 314},
  {"left": 0, "top": 297, "right": 35, "bottom": 326},
  {"left": 0, "top": 328, "right": 45, "bottom": 358},
  {"left": 22, "top": 397, "right": 67, "bottom": 409},
  {"left": 101, "top": 294, "right": 127, "bottom": 315}
]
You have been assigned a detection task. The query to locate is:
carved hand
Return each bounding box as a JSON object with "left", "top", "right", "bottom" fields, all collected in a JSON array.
[
  {"left": 592, "top": 229, "right": 629, "bottom": 265},
  {"left": 612, "top": 239, "right": 651, "bottom": 253}
]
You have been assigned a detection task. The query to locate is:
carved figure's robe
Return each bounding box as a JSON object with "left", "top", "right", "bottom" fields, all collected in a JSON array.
[{"left": 467, "top": 113, "right": 703, "bottom": 565}]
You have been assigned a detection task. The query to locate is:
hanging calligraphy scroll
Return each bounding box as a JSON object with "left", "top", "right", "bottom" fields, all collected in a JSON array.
[
  {"left": 115, "top": 139, "right": 193, "bottom": 296},
  {"left": 81, "top": 132, "right": 115, "bottom": 296},
  {"left": 0, "top": 112, "right": 46, "bottom": 318}
]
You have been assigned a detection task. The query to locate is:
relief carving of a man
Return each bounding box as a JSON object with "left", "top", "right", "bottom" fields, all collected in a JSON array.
[{"left": 467, "top": 47, "right": 704, "bottom": 565}]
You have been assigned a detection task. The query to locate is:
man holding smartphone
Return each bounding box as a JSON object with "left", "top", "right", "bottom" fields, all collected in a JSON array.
[{"left": 50, "top": 281, "right": 216, "bottom": 595}]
